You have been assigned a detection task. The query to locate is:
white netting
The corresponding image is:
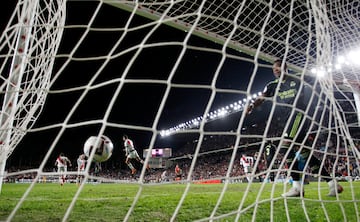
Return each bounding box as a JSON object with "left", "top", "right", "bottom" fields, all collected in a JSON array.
[
  {"left": 0, "top": 0, "right": 65, "bottom": 190},
  {"left": 1, "top": 0, "right": 360, "bottom": 221}
]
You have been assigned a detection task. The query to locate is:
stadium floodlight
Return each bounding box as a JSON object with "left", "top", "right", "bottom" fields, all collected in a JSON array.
[
  {"left": 337, "top": 55, "right": 345, "bottom": 63},
  {"left": 316, "top": 67, "right": 327, "bottom": 78},
  {"left": 347, "top": 49, "right": 360, "bottom": 66},
  {"left": 160, "top": 92, "right": 262, "bottom": 137},
  {"left": 335, "top": 63, "right": 342, "bottom": 70},
  {"left": 311, "top": 48, "right": 360, "bottom": 79}
]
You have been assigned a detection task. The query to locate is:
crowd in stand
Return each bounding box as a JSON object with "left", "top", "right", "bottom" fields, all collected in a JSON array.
[
  {"left": 4, "top": 89, "right": 360, "bottom": 183},
  {"left": 5, "top": 130, "right": 360, "bottom": 185}
]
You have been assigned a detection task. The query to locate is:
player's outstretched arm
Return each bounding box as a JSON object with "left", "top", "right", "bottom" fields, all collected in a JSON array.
[{"left": 246, "top": 95, "right": 265, "bottom": 114}]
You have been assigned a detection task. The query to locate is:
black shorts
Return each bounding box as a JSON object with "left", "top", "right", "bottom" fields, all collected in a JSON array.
[{"left": 278, "top": 111, "right": 310, "bottom": 145}]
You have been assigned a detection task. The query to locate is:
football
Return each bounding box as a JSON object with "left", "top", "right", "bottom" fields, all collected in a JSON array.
[
  {"left": 337, "top": 184, "right": 344, "bottom": 194},
  {"left": 83, "top": 135, "right": 114, "bottom": 162}
]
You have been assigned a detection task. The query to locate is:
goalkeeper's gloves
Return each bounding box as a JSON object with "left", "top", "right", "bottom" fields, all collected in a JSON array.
[{"left": 246, "top": 104, "right": 254, "bottom": 114}]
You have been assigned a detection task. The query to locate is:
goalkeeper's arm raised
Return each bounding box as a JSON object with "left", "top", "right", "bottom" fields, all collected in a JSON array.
[{"left": 246, "top": 95, "right": 265, "bottom": 114}]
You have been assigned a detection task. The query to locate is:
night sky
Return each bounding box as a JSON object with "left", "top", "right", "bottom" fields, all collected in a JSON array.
[{"left": 1, "top": 1, "right": 274, "bottom": 169}]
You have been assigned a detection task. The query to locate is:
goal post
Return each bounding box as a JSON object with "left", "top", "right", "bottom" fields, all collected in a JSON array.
[
  {"left": 355, "top": 92, "right": 360, "bottom": 127},
  {"left": 0, "top": 0, "right": 66, "bottom": 193},
  {"left": 106, "top": 0, "right": 305, "bottom": 72},
  {"left": 1, "top": 0, "right": 360, "bottom": 221}
]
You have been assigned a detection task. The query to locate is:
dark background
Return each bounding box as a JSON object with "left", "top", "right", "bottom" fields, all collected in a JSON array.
[{"left": 1, "top": 1, "right": 273, "bottom": 169}]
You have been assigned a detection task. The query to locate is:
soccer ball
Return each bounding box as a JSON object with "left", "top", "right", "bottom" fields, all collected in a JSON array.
[{"left": 83, "top": 135, "right": 114, "bottom": 162}]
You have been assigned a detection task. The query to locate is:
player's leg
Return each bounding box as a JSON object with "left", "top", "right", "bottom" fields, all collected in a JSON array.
[
  {"left": 281, "top": 113, "right": 306, "bottom": 197},
  {"left": 306, "top": 153, "right": 343, "bottom": 196},
  {"left": 297, "top": 122, "right": 343, "bottom": 197},
  {"left": 268, "top": 160, "right": 276, "bottom": 183},
  {"left": 246, "top": 166, "right": 251, "bottom": 182},
  {"left": 126, "top": 155, "right": 136, "bottom": 174},
  {"left": 76, "top": 168, "right": 82, "bottom": 186},
  {"left": 63, "top": 166, "right": 68, "bottom": 185},
  {"left": 76, "top": 175, "right": 80, "bottom": 185},
  {"left": 281, "top": 148, "right": 304, "bottom": 197},
  {"left": 57, "top": 166, "right": 62, "bottom": 186},
  {"left": 135, "top": 152, "right": 150, "bottom": 170},
  {"left": 135, "top": 152, "right": 144, "bottom": 164},
  {"left": 265, "top": 142, "right": 276, "bottom": 182},
  {"left": 58, "top": 167, "right": 65, "bottom": 186}
]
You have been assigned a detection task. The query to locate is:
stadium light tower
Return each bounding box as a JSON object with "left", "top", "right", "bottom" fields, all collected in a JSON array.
[
  {"left": 310, "top": 51, "right": 360, "bottom": 127},
  {"left": 160, "top": 92, "right": 262, "bottom": 137}
]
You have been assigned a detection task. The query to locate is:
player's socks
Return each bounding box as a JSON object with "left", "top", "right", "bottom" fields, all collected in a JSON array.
[{"left": 127, "top": 162, "right": 135, "bottom": 173}]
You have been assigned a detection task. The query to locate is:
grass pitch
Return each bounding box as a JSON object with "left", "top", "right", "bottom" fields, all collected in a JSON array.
[{"left": 0, "top": 181, "right": 359, "bottom": 221}]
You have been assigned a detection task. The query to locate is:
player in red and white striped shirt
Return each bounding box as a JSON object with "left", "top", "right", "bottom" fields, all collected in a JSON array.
[
  {"left": 123, "top": 134, "right": 146, "bottom": 175},
  {"left": 240, "top": 154, "right": 253, "bottom": 182},
  {"left": 55, "top": 153, "right": 72, "bottom": 186},
  {"left": 76, "top": 154, "right": 87, "bottom": 185}
]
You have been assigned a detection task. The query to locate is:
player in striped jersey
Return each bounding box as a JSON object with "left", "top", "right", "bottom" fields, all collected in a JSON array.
[
  {"left": 123, "top": 134, "right": 146, "bottom": 175},
  {"left": 55, "top": 153, "right": 72, "bottom": 186},
  {"left": 76, "top": 154, "right": 87, "bottom": 185}
]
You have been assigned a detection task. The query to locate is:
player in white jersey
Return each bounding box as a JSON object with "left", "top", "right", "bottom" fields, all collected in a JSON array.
[
  {"left": 123, "top": 134, "right": 146, "bottom": 175},
  {"left": 240, "top": 154, "right": 253, "bottom": 182},
  {"left": 55, "top": 153, "right": 72, "bottom": 186},
  {"left": 76, "top": 154, "right": 87, "bottom": 185},
  {"left": 160, "top": 170, "right": 167, "bottom": 182}
]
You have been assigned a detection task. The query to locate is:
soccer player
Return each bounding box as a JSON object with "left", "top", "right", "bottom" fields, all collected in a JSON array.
[
  {"left": 160, "top": 169, "right": 167, "bottom": 182},
  {"left": 246, "top": 59, "right": 343, "bottom": 197},
  {"left": 123, "top": 134, "right": 146, "bottom": 175},
  {"left": 264, "top": 141, "right": 276, "bottom": 182},
  {"left": 76, "top": 154, "right": 87, "bottom": 185},
  {"left": 55, "top": 153, "right": 72, "bottom": 186},
  {"left": 174, "top": 164, "right": 182, "bottom": 181},
  {"left": 240, "top": 154, "right": 253, "bottom": 182}
]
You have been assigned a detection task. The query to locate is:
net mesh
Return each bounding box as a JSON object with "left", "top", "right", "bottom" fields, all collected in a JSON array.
[{"left": 1, "top": 0, "right": 360, "bottom": 221}]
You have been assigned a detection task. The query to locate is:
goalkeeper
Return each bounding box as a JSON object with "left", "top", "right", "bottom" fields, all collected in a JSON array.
[{"left": 246, "top": 59, "right": 343, "bottom": 197}]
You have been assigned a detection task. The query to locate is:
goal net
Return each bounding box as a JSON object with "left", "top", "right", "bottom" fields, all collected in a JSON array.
[{"left": 1, "top": 0, "right": 360, "bottom": 221}]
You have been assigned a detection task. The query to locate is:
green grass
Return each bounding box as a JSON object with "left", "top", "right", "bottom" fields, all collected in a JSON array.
[{"left": 0, "top": 181, "right": 359, "bottom": 221}]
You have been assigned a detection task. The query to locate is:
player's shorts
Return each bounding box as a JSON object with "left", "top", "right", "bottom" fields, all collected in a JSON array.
[
  {"left": 285, "top": 112, "right": 312, "bottom": 144},
  {"left": 58, "top": 166, "right": 67, "bottom": 172},
  {"left": 244, "top": 166, "right": 251, "bottom": 174},
  {"left": 127, "top": 150, "right": 140, "bottom": 159},
  {"left": 283, "top": 111, "right": 313, "bottom": 164}
]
